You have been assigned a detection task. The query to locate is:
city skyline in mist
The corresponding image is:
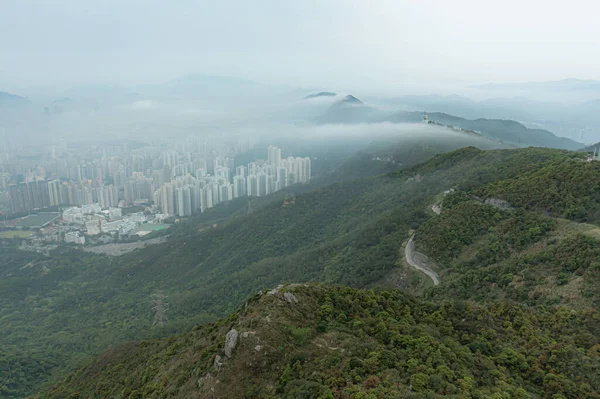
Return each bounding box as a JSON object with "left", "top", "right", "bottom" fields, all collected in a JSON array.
[{"left": 2, "top": 0, "right": 600, "bottom": 95}]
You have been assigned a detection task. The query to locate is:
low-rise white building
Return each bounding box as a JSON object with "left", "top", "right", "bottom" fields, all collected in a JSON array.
[
  {"left": 81, "top": 203, "right": 101, "bottom": 214},
  {"left": 102, "top": 220, "right": 124, "bottom": 233},
  {"left": 63, "top": 203, "right": 103, "bottom": 224},
  {"left": 105, "top": 207, "right": 122, "bottom": 220},
  {"left": 65, "top": 231, "right": 85, "bottom": 245},
  {"left": 85, "top": 219, "right": 101, "bottom": 235},
  {"left": 127, "top": 212, "right": 147, "bottom": 223},
  {"left": 155, "top": 213, "right": 168, "bottom": 222}
]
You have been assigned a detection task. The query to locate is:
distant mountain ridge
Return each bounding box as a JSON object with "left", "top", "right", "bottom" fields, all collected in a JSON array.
[
  {"left": 314, "top": 94, "right": 583, "bottom": 150},
  {"left": 0, "top": 91, "right": 30, "bottom": 107},
  {"left": 383, "top": 94, "right": 537, "bottom": 121},
  {"left": 313, "top": 94, "right": 386, "bottom": 124},
  {"left": 303, "top": 91, "right": 337, "bottom": 99},
  {"left": 337, "top": 94, "right": 362, "bottom": 105},
  {"left": 167, "top": 74, "right": 260, "bottom": 87},
  {"left": 380, "top": 92, "right": 600, "bottom": 144},
  {"left": 472, "top": 78, "right": 600, "bottom": 92},
  {"left": 418, "top": 112, "right": 582, "bottom": 149}
]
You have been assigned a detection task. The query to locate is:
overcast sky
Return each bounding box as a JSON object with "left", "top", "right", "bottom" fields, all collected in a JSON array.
[{"left": 1, "top": 0, "right": 599, "bottom": 94}]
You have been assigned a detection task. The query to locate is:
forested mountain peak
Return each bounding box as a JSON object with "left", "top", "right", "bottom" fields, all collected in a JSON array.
[{"left": 35, "top": 284, "right": 600, "bottom": 399}]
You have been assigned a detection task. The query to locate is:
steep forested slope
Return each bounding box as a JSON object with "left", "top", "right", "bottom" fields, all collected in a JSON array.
[
  {"left": 414, "top": 194, "right": 600, "bottom": 308},
  {"left": 406, "top": 149, "right": 600, "bottom": 309},
  {"left": 472, "top": 157, "right": 600, "bottom": 222}
]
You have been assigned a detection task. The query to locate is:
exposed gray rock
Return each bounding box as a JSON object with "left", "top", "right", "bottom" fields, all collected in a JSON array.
[
  {"left": 255, "top": 345, "right": 262, "bottom": 352},
  {"left": 224, "top": 329, "right": 239, "bottom": 358},
  {"left": 213, "top": 355, "right": 222, "bottom": 370},
  {"left": 267, "top": 285, "right": 283, "bottom": 295},
  {"left": 242, "top": 331, "right": 256, "bottom": 338},
  {"left": 283, "top": 292, "right": 298, "bottom": 304},
  {"left": 198, "top": 372, "right": 212, "bottom": 388}
]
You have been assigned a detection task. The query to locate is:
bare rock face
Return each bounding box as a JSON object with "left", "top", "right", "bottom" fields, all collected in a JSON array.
[
  {"left": 283, "top": 292, "right": 298, "bottom": 304},
  {"left": 224, "top": 329, "right": 239, "bottom": 358}
]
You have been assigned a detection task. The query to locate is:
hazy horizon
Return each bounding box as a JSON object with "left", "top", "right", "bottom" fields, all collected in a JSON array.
[
  {"left": 4, "top": 1, "right": 600, "bottom": 146},
  {"left": 2, "top": 0, "right": 600, "bottom": 96}
]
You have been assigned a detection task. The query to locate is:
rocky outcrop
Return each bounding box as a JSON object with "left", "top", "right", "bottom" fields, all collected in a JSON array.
[
  {"left": 267, "top": 285, "right": 283, "bottom": 295},
  {"left": 283, "top": 292, "right": 298, "bottom": 304},
  {"left": 266, "top": 285, "right": 300, "bottom": 304},
  {"left": 213, "top": 355, "right": 223, "bottom": 370},
  {"left": 198, "top": 372, "right": 212, "bottom": 388},
  {"left": 224, "top": 329, "right": 239, "bottom": 358}
]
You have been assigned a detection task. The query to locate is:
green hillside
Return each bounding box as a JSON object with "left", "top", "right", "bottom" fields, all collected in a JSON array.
[
  {"left": 404, "top": 148, "right": 600, "bottom": 309},
  {"left": 35, "top": 284, "right": 600, "bottom": 399},
  {"left": 414, "top": 195, "right": 600, "bottom": 308},
  {"left": 5, "top": 146, "right": 600, "bottom": 398},
  {"left": 472, "top": 157, "right": 600, "bottom": 222}
]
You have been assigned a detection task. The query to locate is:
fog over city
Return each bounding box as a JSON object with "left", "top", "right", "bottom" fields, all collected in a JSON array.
[
  {"left": 1, "top": 0, "right": 600, "bottom": 215},
  {"left": 2, "top": 0, "right": 600, "bottom": 226}
]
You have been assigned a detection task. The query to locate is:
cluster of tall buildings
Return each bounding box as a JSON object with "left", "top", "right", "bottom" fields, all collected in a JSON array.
[
  {"left": 153, "top": 146, "right": 311, "bottom": 217},
  {"left": 8, "top": 180, "right": 51, "bottom": 213},
  {"left": 0, "top": 173, "right": 11, "bottom": 190},
  {"left": 3, "top": 140, "right": 310, "bottom": 219},
  {"left": 8, "top": 180, "right": 121, "bottom": 214}
]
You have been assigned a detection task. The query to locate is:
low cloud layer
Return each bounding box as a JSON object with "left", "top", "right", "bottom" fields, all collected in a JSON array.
[{"left": 281, "top": 122, "right": 503, "bottom": 147}]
